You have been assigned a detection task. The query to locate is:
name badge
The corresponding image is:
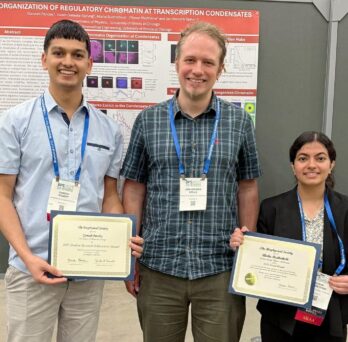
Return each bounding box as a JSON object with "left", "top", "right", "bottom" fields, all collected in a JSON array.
[
  {"left": 179, "top": 177, "right": 207, "bottom": 211},
  {"left": 295, "top": 272, "right": 332, "bottom": 326},
  {"left": 47, "top": 179, "right": 80, "bottom": 220}
]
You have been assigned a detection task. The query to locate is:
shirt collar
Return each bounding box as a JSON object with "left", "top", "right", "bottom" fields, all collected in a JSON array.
[
  {"left": 171, "top": 90, "right": 218, "bottom": 119},
  {"left": 43, "top": 89, "right": 89, "bottom": 116}
]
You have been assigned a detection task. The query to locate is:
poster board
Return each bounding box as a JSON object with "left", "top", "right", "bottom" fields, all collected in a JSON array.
[{"left": 0, "top": 0, "right": 260, "bottom": 273}]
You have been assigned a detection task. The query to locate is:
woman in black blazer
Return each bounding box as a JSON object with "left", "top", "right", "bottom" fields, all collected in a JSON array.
[{"left": 231, "top": 131, "right": 348, "bottom": 342}]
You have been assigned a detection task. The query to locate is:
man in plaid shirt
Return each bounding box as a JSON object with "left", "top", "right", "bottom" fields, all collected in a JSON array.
[{"left": 121, "top": 22, "right": 261, "bottom": 342}]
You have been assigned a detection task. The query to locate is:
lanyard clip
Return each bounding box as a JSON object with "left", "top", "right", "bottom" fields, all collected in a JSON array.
[
  {"left": 201, "top": 174, "right": 207, "bottom": 180},
  {"left": 180, "top": 174, "right": 186, "bottom": 180},
  {"left": 55, "top": 176, "right": 60, "bottom": 182}
]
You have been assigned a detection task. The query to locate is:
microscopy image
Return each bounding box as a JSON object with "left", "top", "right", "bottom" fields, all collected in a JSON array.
[
  {"left": 131, "top": 77, "right": 142, "bottom": 89},
  {"left": 116, "top": 77, "right": 128, "bottom": 89},
  {"left": 116, "top": 52, "right": 127, "bottom": 64},
  {"left": 116, "top": 40, "right": 127, "bottom": 51},
  {"left": 105, "top": 51, "right": 116, "bottom": 63},
  {"left": 128, "top": 41, "right": 139, "bottom": 52},
  {"left": 102, "top": 76, "right": 113, "bottom": 88},
  {"left": 90, "top": 40, "right": 104, "bottom": 63},
  {"left": 105, "top": 40, "right": 116, "bottom": 51},
  {"left": 127, "top": 52, "right": 139, "bottom": 64},
  {"left": 86, "top": 76, "right": 98, "bottom": 88},
  {"left": 244, "top": 102, "right": 256, "bottom": 114}
]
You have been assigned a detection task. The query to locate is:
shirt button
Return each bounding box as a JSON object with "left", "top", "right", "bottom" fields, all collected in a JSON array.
[
  {"left": 188, "top": 220, "right": 192, "bottom": 224},
  {"left": 70, "top": 128, "right": 73, "bottom": 132},
  {"left": 70, "top": 149, "right": 74, "bottom": 153},
  {"left": 70, "top": 171, "right": 74, "bottom": 175}
]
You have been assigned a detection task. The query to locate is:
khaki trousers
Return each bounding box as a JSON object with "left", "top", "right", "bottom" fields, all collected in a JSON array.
[
  {"left": 5, "top": 266, "right": 104, "bottom": 342},
  {"left": 137, "top": 264, "right": 246, "bottom": 342}
]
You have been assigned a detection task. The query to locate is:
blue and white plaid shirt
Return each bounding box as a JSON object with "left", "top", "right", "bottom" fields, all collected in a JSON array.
[{"left": 121, "top": 93, "right": 261, "bottom": 279}]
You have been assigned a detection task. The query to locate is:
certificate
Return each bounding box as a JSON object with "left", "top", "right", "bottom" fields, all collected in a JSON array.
[
  {"left": 229, "top": 232, "right": 321, "bottom": 308},
  {"left": 48, "top": 211, "right": 136, "bottom": 280}
]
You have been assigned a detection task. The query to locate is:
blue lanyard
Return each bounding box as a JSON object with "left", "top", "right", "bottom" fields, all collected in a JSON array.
[
  {"left": 41, "top": 95, "right": 89, "bottom": 183},
  {"left": 297, "top": 192, "right": 346, "bottom": 275},
  {"left": 168, "top": 97, "right": 220, "bottom": 178}
]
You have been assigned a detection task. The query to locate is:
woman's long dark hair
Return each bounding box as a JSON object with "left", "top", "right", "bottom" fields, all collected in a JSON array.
[{"left": 289, "top": 131, "right": 336, "bottom": 188}]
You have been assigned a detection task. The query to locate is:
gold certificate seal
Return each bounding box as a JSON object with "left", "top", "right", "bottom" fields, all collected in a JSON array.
[{"left": 245, "top": 272, "right": 256, "bottom": 285}]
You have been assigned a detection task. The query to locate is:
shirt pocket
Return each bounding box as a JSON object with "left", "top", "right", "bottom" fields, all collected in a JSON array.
[
  {"left": 86, "top": 142, "right": 110, "bottom": 152},
  {"left": 84, "top": 142, "right": 112, "bottom": 178}
]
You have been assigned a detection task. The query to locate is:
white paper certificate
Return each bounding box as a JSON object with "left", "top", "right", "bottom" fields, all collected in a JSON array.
[
  {"left": 229, "top": 232, "right": 320, "bottom": 308},
  {"left": 49, "top": 212, "right": 135, "bottom": 280}
]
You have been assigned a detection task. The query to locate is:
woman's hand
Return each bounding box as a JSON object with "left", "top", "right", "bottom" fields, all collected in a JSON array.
[{"left": 329, "top": 275, "right": 348, "bottom": 294}]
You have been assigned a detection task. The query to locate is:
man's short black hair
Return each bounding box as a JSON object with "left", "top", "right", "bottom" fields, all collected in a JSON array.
[{"left": 44, "top": 20, "right": 91, "bottom": 56}]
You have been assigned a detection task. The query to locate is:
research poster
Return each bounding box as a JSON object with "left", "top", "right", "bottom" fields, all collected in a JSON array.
[{"left": 0, "top": 1, "right": 259, "bottom": 152}]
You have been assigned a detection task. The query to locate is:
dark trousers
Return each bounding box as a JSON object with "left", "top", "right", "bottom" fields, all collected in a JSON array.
[
  {"left": 261, "top": 316, "right": 347, "bottom": 342},
  {"left": 137, "top": 264, "right": 246, "bottom": 342}
]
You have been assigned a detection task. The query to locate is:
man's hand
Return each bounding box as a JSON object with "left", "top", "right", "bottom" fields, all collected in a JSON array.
[
  {"left": 125, "top": 261, "right": 140, "bottom": 297},
  {"left": 230, "top": 226, "right": 249, "bottom": 251},
  {"left": 129, "top": 235, "right": 144, "bottom": 258},
  {"left": 24, "top": 254, "right": 67, "bottom": 285}
]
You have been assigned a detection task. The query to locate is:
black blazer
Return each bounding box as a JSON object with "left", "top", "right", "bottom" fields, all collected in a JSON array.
[{"left": 256, "top": 187, "right": 348, "bottom": 337}]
